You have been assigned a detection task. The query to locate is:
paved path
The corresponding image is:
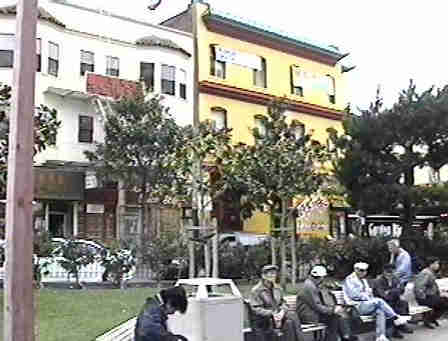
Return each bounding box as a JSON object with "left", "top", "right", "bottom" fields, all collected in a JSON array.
[
  {"left": 302, "top": 319, "right": 448, "bottom": 341},
  {"left": 356, "top": 319, "right": 448, "bottom": 341}
]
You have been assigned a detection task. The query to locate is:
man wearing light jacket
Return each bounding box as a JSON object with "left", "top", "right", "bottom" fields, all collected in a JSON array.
[
  {"left": 387, "top": 239, "right": 412, "bottom": 286},
  {"left": 343, "top": 262, "right": 411, "bottom": 341}
]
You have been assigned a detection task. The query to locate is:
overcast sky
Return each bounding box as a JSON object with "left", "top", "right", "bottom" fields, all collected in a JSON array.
[{"left": 3, "top": 0, "right": 448, "bottom": 110}]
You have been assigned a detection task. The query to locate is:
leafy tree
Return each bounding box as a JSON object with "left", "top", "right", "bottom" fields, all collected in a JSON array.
[
  {"left": 85, "top": 95, "right": 183, "bottom": 239},
  {"left": 328, "top": 81, "right": 448, "bottom": 234},
  {"left": 0, "top": 82, "right": 60, "bottom": 197},
  {"left": 232, "top": 99, "right": 327, "bottom": 285},
  {"left": 172, "top": 121, "right": 242, "bottom": 277}
]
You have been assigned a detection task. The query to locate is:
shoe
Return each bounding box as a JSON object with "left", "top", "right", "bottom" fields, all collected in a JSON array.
[
  {"left": 432, "top": 319, "right": 440, "bottom": 327},
  {"left": 423, "top": 321, "right": 435, "bottom": 329},
  {"left": 393, "top": 315, "right": 411, "bottom": 326},
  {"left": 391, "top": 331, "right": 404, "bottom": 339},
  {"left": 376, "top": 335, "right": 389, "bottom": 341},
  {"left": 398, "top": 324, "right": 413, "bottom": 334}
]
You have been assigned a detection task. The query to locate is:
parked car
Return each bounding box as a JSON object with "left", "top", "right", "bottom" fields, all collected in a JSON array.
[
  {"left": 0, "top": 238, "right": 133, "bottom": 284},
  {"left": 219, "top": 231, "right": 268, "bottom": 247}
]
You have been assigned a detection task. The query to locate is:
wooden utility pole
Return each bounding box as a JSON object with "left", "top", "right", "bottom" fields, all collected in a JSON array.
[{"left": 4, "top": 1, "right": 38, "bottom": 340}]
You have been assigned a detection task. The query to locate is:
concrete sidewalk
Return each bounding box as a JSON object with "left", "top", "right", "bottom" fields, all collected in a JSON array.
[{"left": 357, "top": 319, "right": 447, "bottom": 341}]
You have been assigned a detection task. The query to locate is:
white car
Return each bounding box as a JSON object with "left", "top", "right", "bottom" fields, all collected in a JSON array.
[
  {"left": 219, "top": 232, "right": 268, "bottom": 247},
  {"left": 0, "top": 238, "right": 133, "bottom": 284}
]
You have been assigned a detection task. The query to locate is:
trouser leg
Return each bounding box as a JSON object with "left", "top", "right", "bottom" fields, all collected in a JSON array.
[
  {"left": 282, "top": 311, "right": 305, "bottom": 341},
  {"left": 375, "top": 307, "right": 386, "bottom": 338},
  {"left": 319, "top": 315, "right": 338, "bottom": 341},
  {"left": 338, "top": 315, "right": 353, "bottom": 340}
]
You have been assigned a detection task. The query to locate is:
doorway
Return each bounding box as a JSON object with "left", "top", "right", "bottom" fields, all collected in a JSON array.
[{"left": 49, "top": 213, "right": 65, "bottom": 238}]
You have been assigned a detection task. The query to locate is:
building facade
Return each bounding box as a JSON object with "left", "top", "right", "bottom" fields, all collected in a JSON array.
[
  {"left": 0, "top": 0, "right": 193, "bottom": 243},
  {"left": 162, "top": 1, "right": 352, "bottom": 234}
]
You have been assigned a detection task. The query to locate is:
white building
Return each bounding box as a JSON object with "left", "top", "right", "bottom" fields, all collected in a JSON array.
[{"left": 0, "top": 0, "right": 193, "bottom": 241}]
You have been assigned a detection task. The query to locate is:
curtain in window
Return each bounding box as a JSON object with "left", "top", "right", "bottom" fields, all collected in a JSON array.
[
  {"left": 49, "top": 43, "right": 59, "bottom": 60},
  {"left": 211, "top": 108, "right": 226, "bottom": 130},
  {"left": 291, "top": 65, "right": 302, "bottom": 87}
]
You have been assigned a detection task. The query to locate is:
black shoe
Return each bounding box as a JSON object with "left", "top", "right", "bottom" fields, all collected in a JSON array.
[
  {"left": 424, "top": 321, "right": 435, "bottom": 329},
  {"left": 432, "top": 319, "right": 440, "bottom": 327},
  {"left": 392, "top": 331, "right": 404, "bottom": 339},
  {"left": 398, "top": 324, "right": 413, "bottom": 334}
]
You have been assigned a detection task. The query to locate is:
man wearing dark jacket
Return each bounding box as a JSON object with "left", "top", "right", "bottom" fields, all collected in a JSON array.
[
  {"left": 296, "top": 265, "right": 357, "bottom": 341},
  {"left": 134, "top": 286, "right": 188, "bottom": 341},
  {"left": 414, "top": 257, "right": 448, "bottom": 329},
  {"left": 373, "top": 264, "right": 413, "bottom": 338}
]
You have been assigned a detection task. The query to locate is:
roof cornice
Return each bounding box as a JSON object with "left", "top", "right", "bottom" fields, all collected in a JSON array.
[
  {"left": 203, "top": 11, "right": 348, "bottom": 66},
  {"left": 199, "top": 81, "right": 344, "bottom": 121}
]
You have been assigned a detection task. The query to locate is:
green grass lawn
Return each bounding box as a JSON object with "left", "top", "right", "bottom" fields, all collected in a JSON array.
[
  {"left": 0, "top": 288, "right": 157, "bottom": 341},
  {"left": 0, "top": 283, "right": 298, "bottom": 341}
]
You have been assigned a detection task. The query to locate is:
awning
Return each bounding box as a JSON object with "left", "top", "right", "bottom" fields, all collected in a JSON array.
[{"left": 44, "top": 87, "right": 97, "bottom": 101}]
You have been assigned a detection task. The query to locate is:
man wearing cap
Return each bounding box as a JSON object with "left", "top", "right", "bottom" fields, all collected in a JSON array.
[
  {"left": 373, "top": 264, "right": 413, "bottom": 338},
  {"left": 343, "top": 262, "right": 411, "bottom": 341},
  {"left": 249, "top": 264, "right": 305, "bottom": 341},
  {"left": 296, "top": 265, "right": 357, "bottom": 341}
]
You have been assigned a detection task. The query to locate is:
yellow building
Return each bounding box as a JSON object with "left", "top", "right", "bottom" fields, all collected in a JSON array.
[{"left": 163, "top": 0, "right": 352, "bottom": 234}]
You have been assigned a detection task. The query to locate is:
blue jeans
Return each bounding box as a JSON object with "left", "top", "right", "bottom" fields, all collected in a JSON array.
[{"left": 356, "top": 298, "right": 397, "bottom": 337}]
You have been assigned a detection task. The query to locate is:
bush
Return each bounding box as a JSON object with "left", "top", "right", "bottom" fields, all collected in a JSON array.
[
  {"left": 55, "top": 238, "right": 96, "bottom": 288},
  {"left": 101, "top": 247, "right": 136, "bottom": 288}
]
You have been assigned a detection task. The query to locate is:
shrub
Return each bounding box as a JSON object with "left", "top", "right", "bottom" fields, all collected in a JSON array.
[
  {"left": 55, "top": 238, "right": 96, "bottom": 288},
  {"left": 101, "top": 247, "right": 136, "bottom": 288}
]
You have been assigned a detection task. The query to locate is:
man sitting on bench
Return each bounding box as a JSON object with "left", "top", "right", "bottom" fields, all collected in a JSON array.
[
  {"left": 249, "top": 264, "right": 305, "bottom": 341},
  {"left": 343, "top": 262, "right": 411, "bottom": 341},
  {"left": 296, "top": 265, "right": 358, "bottom": 341},
  {"left": 414, "top": 256, "right": 448, "bottom": 329},
  {"left": 373, "top": 264, "right": 414, "bottom": 338}
]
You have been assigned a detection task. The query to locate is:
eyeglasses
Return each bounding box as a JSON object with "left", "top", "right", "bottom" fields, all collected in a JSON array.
[{"left": 357, "top": 269, "right": 368, "bottom": 272}]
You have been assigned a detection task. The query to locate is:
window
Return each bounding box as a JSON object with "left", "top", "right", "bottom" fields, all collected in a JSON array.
[
  {"left": 106, "top": 56, "right": 119, "bottom": 77},
  {"left": 0, "top": 35, "right": 15, "bottom": 68},
  {"left": 140, "top": 62, "right": 154, "bottom": 92},
  {"left": 48, "top": 42, "right": 59, "bottom": 76},
  {"left": 36, "top": 38, "right": 41, "bottom": 72},
  {"left": 211, "top": 107, "right": 227, "bottom": 130},
  {"left": 327, "top": 75, "right": 336, "bottom": 104},
  {"left": 210, "top": 46, "right": 226, "bottom": 79},
  {"left": 80, "top": 50, "right": 94, "bottom": 76},
  {"left": 178, "top": 68, "right": 187, "bottom": 99},
  {"left": 78, "top": 115, "right": 93, "bottom": 143},
  {"left": 161, "top": 64, "right": 175, "bottom": 95},
  {"left": 254, "top": 117, "right": 266, "bottom": 137},
  {"left": 295, "top": 123, "right": 305, "bottom": 138},
  {"left": 253, "top": 57, "right": 266, "bottom": 88},
  {"left": 290, "top": 65, "right": 303, "bottom": 97}
]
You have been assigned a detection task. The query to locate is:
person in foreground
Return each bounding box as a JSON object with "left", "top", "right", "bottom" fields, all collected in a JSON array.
[
  {"left": 343, "top": 262, "right": 411, "bottom": 341},
  {"left": 414, "top": 256, "right": 448, "bottom": 329},
  {"left": 249, "top": 264, "right": 305, "bottom": 341},
  {"left": 134, "top": 286, "right": 189, "bottom": 341},
  {"left": 296, "top": 265, "right": 358, "bottom": 341}
]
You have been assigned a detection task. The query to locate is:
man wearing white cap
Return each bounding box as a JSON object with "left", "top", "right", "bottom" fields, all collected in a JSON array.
[
  {"left": 296, "top": 265, "right": 357, "bottom": 341},
  {"left": 343, "top": 262, "right": 411, "bottom": 341}
]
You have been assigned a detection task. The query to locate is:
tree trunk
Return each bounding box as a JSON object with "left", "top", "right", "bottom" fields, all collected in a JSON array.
[
  {"left": 270, "top": 210, "right": 277, "bottom": 266},
  {"left": 204, "top": 240, "right": 211, "bottom": 276},
  {"left": 212, "top": 232, "right": 219, "bottom": 277},
  {"left": 188, "top": 241, "right": 195, "bottom": 278},
  {"left": 402, "top": 167, "right": 416, "bottom": 238},
  {"left": 280, "top": 199, "right": 288, "bottom": 288},
  {"left": 290, "top": 232, "right": 297, "bottom": 287},
  {"left": 270, "top": 237, "right": 276, "bottom": 266}
]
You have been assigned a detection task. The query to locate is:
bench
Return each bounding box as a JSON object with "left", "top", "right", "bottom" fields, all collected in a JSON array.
[
  {"left": 96, "top": 278, "right": 448, "bottom": 341},
  {"left": 243, "top": 298, "right": 326, "bottom": 341},
  {"left": 95, "top": 300, "right": 327, "bottom": 341}
]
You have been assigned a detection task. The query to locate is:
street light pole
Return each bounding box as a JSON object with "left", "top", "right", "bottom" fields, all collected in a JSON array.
[{"left": 4, "top": 0, "right": 38, "bottom": 340}]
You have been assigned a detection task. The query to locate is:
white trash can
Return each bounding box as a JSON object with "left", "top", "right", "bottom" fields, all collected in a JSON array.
[{"left": 168, "top": 278, "right": 244, "bottom": 341}]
